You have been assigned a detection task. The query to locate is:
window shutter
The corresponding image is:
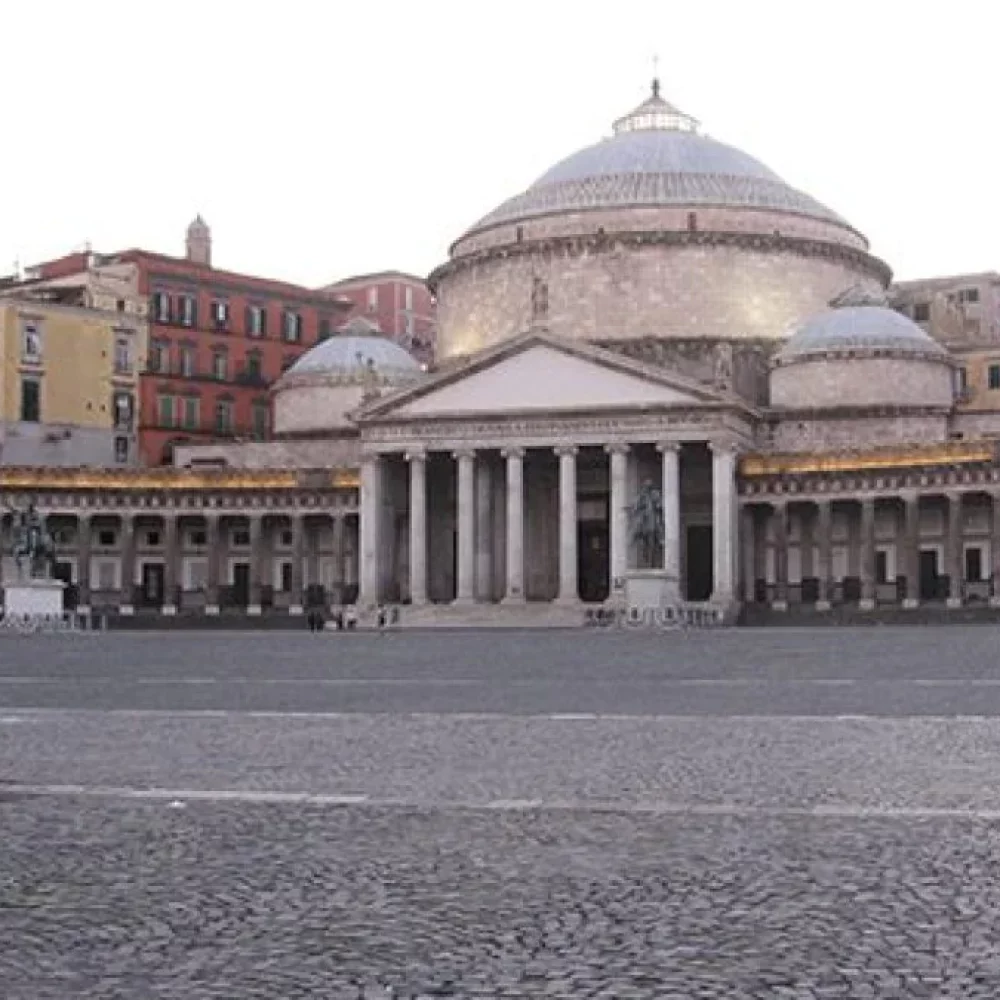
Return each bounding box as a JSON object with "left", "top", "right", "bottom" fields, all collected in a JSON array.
[
  {"left": 296, "top": 313, "right": 304, "bottom": 341},
  {"left": 244, "top": 304, "right": 252, "bottom": 335},
  {"left": 260, "top": 308, "right": 268, "bottom": 337},
  {"left": 190, "top": 297, "right": 198, "bottom": 329}
]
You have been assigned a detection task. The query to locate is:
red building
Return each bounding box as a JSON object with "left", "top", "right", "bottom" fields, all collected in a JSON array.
[{"left": 321, "top": 270, "right": 436, "bottom": 366}]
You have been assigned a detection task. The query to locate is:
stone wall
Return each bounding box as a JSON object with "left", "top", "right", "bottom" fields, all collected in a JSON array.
[
  {"left": 771, "top": 356, "right": 955, "bottom": 410},
  {"left": 173, "top": 437, "right": 361, "bottom": 469},
  {"left": 435, "top": 240, "right": 882, "bottom": 359},
  {"left": 767, "top": 413, "right": 951, "bottom": 453},
  {"left": 273, "top": 382, "right": 367, "bottom": 435}
]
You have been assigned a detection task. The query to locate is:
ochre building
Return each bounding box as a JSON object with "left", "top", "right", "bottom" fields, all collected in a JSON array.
[{"left": 4, "top": 81, "right": 1000, "bottom": 622}]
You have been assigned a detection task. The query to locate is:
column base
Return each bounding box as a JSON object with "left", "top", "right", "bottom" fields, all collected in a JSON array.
[
  {"left": 289, "top": 605, "right": 304, "bottom": 616},
  {"left": 76, "top": 605, "right": 91, "bottom": 616},
  {"left": 204, "top": 604, "right": 220, "bottom": 616},
  {"left": 452, "top": 596, "right": 476, "bottom": 607},
  {"left": 161, "top": 604, "right": 177, "bottom": 616},
  {"left": 554, "top": 594, "right": 581, "bottom": 606},
  {"left": 859, "top": 598, "right": 876, "bottom": 611},
  {"left": 990, "top": 596, "right": 1000, "bottom": 608},
  {"left": 119, "top": 605, "right": 134, "bottom": 616},
  {"left": 902, "top": 598, "right": 920, "bottom": 609},
  {"left": 246, "top": 605, "right": 262, "bottom": 617},
  {"left": 815, "top": 600, "right": 832, "bottom": 611},
  {"left": 946, "top": 597, "right": 963, "bottom": 609},
  {"left": 501, "top": 594, "right": 526, "bottom": 605},
  {"left": 770, "top": 600, "right": 788, "bottom": 612}
]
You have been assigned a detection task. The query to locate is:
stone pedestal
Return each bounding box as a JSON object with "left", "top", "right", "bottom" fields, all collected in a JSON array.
[
  {"left": 624, "top": 569, "right": 678, "bottom": 610},
  {"left": 3, "top": 578, "right": 66, "bottom": 619}
]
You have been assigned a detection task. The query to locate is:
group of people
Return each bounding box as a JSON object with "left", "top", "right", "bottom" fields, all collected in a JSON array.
[{"left": 304, "top": 605, "right": 398, "bottom": 633}]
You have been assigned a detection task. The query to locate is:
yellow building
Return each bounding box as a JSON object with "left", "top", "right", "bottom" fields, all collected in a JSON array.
[{"left": 0, "top": 265, "right": 145, "bottom": 465}]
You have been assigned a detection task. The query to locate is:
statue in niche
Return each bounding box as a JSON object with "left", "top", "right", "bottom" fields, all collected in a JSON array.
[
  {"left": 530, "top": 276, "right": 548, "bottom": 322},
  {"left": 713, "top": 342, "right": 734, "bottom": 391},
  {"left": 358, "top": 353, "right": 381, "bottom": 401},
  {"left": 627, "top": 479, "right": 664, "bottom": 569}
]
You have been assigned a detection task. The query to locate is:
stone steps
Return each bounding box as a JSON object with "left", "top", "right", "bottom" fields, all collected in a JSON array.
[{"left": 398, "top": 602, "right": 586, "bottom": 629}]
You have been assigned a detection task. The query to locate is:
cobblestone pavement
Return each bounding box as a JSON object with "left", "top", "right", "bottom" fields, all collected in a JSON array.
[{"left": 5, "top": 629, "right": 1000, "bottom": 997}]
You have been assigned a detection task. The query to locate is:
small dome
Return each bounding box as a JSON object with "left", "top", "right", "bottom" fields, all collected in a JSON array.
[
  {"left": 285, "top": 335, "right": 420, "bottom": 379},
  {"left": 187, "top": 214, "right": 209, "bottom": 235},
  {"left": 778, "top": 305, "right": 947, "bottom": 361}
]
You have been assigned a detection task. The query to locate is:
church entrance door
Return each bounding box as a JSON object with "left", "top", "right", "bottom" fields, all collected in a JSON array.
[
  {"left": 578, "top": 522, "right": 609, "bottom": 603},
  {"left": 686, "top": 525, "right": 713, "bottom": 601},
  {"left": 919, "top": 549, "right": 940, "bottom": 602},
  {"left": 232, "top": 563, "right": 251, "bottom": 608}
]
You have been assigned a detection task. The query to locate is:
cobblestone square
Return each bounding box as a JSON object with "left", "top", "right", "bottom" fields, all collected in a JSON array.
[{"left": 3, "top": 627, "right": 1000, "bottom": 997}]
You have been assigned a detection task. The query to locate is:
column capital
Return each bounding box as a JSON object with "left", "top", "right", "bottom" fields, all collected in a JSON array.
[
  {"left": 501, "top": 446, "right": 525, "bottom": 460},
  {"left": 554, "top": 444, "right": 579, "bottom": 458},
  {"left": 708, "top": 438, "right": 740, "bottom": 456},
  {"left": 453, "top": 448, "right": 476, "bottom": 461},
  {"left": 655, "top": 440, "right": 680, "bottom": 455},
  {"left": 405, "top": 448, "right": 427, "bottom": 463},
  {"left": 604, "top": 442, "right": 629, "bottom": 456}
]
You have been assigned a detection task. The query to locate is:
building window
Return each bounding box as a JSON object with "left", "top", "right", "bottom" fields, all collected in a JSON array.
[
  {"left": 875, "top": 550, "right": 889, "bottom": 585},
  {"left": 687, "top": 211, "right": 698, "bottom": 232},
  {"left": 21, "top": 321, "right": 42, "bottom": 362},
  {"left": 962, "top": 288, "right": 981, "bottom": 303},
  {"left": 989, "top": 364, "right": 1000, "bottom": 390},
  {"left": 147, "top": 341, "right": 168, "bottom": 373},
  {"left": 246, "top": 305, "right": 267, "bottom": 337},
  {"left": 114, "top": 335, "right": 132, "bottom": 375},
  {"left": 245, "top": 352, "right": 263, "bottom": 380},
  {"left": 190, "top": 529, "right": 207, "bottom": 547},
  {"left": 177, "top": 294, "right": 197, "bottom": 327},
  {"left": 113, "top": 391, "right": 133, "bottom": 429},
  {"left": 280, "top": 562, "right": 293, "bottom": 593},
  {"left": 367, "top": 287, "right": 378, "bottom": 312},
  {"left": 232, "top": 528, "right": 250, "bottom": 547},
  {"left": 282, "top": 310, "right": 303, "bottom": 343},
  {"left": 404, "top": 286, "right": 414, "bottom": 311},
  {"left": 252, "top": 400, "right": 269, "bottom": 439},
  {"left": 212, "top": 300, "right": 230, "bottom": 331},
  {"left": 146, "top": 530, "right": 161, "bottom": 547},
  {"left": 280, "top": 529, "right": 293, "bottom": 547},
  {"left": 114, "top": 436, "right": 129, "bottom": 464},
  {"left": 913, "top": 302, "right": 930, "bottom": 322},
  {"left": 212, "top": 351, "right": 228, "bottom": 381},
  {"left": 157, "top": 394, "right": 175, "bottom": 427},
  {"left": 116, "top": 298, "right": 126, "bottom": 313},
  {"left": 318, "top": 316, "right": 331, "bottom": 341},
  {"left": 152, "top": 291, "right": 171, "bottom": 323},
  {"left": 966, "top": 547, "right": 984, "bottom": 583},
  {"left": 214, "top": 399, "right": 233, "bottom": 434},
  {"left": 515, "top": 226, "right": 524, "bottom": 243},
  {"left": 958, "top": 366, "right": 969, "bottom": 391},
  {"left": 98, "top": 529, "right": 116, "bottom": 548},
  {"left": 183, "top": 396, "right": 200, "bottom": 430},
  {"left": 20, "top": 377, "right": 41, "bottom": 422},
  {"left": 179, "top": 347, "right": 196, "bottom": 377}
]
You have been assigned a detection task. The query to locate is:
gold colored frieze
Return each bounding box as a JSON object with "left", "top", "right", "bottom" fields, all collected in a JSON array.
[
  {"left": 0, "top": 466, "right": 360, "bottom": 491},
  {"left": 740, "top": 441, "right": 996, "bottom": 477}
]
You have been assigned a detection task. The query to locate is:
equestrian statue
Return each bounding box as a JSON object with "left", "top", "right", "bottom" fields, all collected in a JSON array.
[{"left": 4, "top": 501, "right": 56, "bottom": 580}]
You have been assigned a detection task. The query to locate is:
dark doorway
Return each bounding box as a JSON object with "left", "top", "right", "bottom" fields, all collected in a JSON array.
[
  {"left": 578, "top": 522, "right": 609, "bottom": 603},
  {"left": 686, "top": 525, "right": 713, "bottom": 601},
  {"left": 919, "top": 549, "right": 939, "bottom": 601},
  {"left": 140, "top": 563, "right": 165, "bottom": 608},
  {"left": 52, "top": 561, "right": 73, "bottom": 610},
  {"left": 232, "top": 562, "right": 251, "bottom": 607}
]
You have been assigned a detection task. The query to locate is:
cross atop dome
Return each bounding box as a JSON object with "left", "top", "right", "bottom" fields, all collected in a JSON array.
[{"left": 612, "top": 78, "right": 700, "bottom": 136}]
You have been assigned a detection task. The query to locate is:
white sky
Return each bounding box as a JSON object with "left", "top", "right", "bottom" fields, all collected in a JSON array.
[{"left": 1, "top": 1, "right": 995, "bottom": 287}]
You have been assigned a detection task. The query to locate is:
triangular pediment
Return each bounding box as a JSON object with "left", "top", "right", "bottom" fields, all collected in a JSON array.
[{"left": 359, "top": 332, "right": 728, "bottom": 422}]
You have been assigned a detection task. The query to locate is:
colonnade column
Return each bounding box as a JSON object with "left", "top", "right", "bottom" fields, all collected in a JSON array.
[
  {"left": 902, "top": 492, "right": 920, "bottom": 608},
  {"left": 76, "top": 514, "right": 92, "bottom": 613},
  {"left": 407, "top": 451, "right": 428, "bottom": 606},
  {"left": 771, "top": 501, "right": 788, "bottom": 611},
  {"left": 606, "top": 444, "right": 629, "bottom": 599},
  {"left": 204, "top": 514, "right": 221, "bottom": 615},
  {"left": 658, "top": 442, "right": 680, "bottom": 598},
  {"left": 555, "top": 445, "right": 579, "bottom": 604},
  {"left": 740, "top": 506, "right": 756, "bottom": 605},
  {"left": 119, "top": 514, "right": 135, "bottom": 615},
  {"left": 454, "top": 450, "right": 476, "bottom": 604},
  {"left": 330, "top": 515, "right": 345, "bottom": 604},
  {"left": 946, "top": 492, "right": 963, "bottom": 608},
  {"left": 501, "top": 447, "right": 525, "bottom": 603},
  {"left": 289, "top": 515, "right": 304, "bottom": 615},
  {"left": 474, "top": 457, "right": 493, "bottom": 601},
  {"left": 859, "top": 497, "right": 876, "bottom": 610},
  {"left": 991, "top": 492, "right": 1000, "bottom": 607},
  {"left": 359, "top": 454, "right": 382, "bottom": 608},
  {"left": 162, "top": 514, "right": 179, "bottom": 615},
  {"left": 816, "top": 500, "right": 833, "bottom": 610},
  {"left": 247, "top": 515, "right": 264, "bottom": 615},
  {"left": 711, "top": 443, "right": 737, "bottom": 607}
]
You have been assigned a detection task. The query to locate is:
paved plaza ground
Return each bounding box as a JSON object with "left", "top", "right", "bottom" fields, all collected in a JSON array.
[{"left": 5, "top": 628, "right": 1000, "bottom": 997}]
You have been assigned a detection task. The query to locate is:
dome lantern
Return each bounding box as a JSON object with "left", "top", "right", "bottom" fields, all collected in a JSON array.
[{"left": 611, "top": 78, "right": 701, "bottom": 136}]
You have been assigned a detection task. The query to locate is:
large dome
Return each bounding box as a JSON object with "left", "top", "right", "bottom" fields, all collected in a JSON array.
[
  {"left": 286, "top": 335, "right": 420, "bottom": 378},
  {"left": 462, "top": 85, "right": 852, "bottom": 239}
]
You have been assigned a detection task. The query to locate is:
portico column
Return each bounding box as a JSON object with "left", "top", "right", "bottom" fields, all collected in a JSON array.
[
  {"left": 501, "top": 447, "right": 525, "bottom": 603},
  {"left": 331, "top": 515, "right": 345, "bottom": 605},
  {"left": 657, "top": 442, "right": 681, "bottom": 597},
  {"left": 902, "top": 492, "right": 921, "bottom": 608},
  {"left": 710, "top": 443, "right": 737, "bottom": 606},
  {"left": 740, "top": 505, "right": 756, "bottom": 604},
  {"left": 454, "top": 450, "right": 476, "bottom": 604},
  {"left": 119, "top": 514, "right": 135, "bottom": 615},
  {"left": 606, "top": 443, "right": 629, "bottom": 599},
  {"left": 555, "top": 445, "right": 579, "bottom": 604},
  {"left": 289, "top": 515, "right": 304, "bottom": 615},
  {"left": 407, "top": 451, "right": 428, "bottom": 605},
  {"left": 359, "top": 454, "right": 382, "bottom": 608},
  {"left": 204, "top": 513, "right": 221, "bottom": 614},
  {"left": 859, "top": 497, "right": 876, "bottom": 610},
  {"left": 991, "top": 493, "right": 1000, "bottom": 607},
  {"left": 247, "top": 515, "right": 264, "bottom": 615},
  {"left": 474, "top": 456, "right": 493, "bottom": 601},
  {"left": 162, "top": 513, "right": 179, "bottom": 615},
  {"left": 76, "top": 514, "right": 92, "bottom": 613},
  {"left": 946, "top": 492, "right": 963, "bottom": 609},
  {"left": 771, "top": 501, "right": 788, "bottom": 611},
  {"left": 816, "top": 500, "right": 833, "bottom": 610}
]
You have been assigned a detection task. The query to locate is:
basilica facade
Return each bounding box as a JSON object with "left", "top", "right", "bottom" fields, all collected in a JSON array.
[{"left": 3, "top": 82, "right": 999, "bottom": 622}]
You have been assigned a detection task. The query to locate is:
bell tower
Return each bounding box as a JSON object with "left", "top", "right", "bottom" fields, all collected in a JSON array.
[{"left": 185, "top": 215, "right": 212, "bottom": 266}]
